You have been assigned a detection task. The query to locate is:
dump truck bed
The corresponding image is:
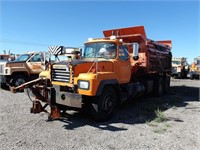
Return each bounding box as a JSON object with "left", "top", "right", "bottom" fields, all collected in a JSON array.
[
  {"left": 103, "top": 26, "right": 172, "bottom": 75},
  {"left": 147, "top": 43, "right": 172, "bottom": 74}
]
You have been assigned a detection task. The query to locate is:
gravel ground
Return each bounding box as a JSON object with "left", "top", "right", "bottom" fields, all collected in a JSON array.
[{"left": 0, "top": 78, "right": 199, "bottom": 150}]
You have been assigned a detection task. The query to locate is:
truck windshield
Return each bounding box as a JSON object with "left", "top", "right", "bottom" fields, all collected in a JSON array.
[
  {"left": 50, "top": 54, "right": 72, "bottom": 62},
  {"left": 172, "top": 61, "right": 181, "bottom": 65},
  {"left": 84, "top": 42, "right": 116, "bottom": 59},
  {"left": 15, "top": 54, "right": 30, "bottom": 62},
  {"left": 56, "top": 55, "right": 70, "bottom": 62},
  {"left": 197, "top": 60, "right": 200, "bottom": 66}
]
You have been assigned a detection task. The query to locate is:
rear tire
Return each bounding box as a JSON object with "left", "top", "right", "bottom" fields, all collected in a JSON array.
[
  {"left": 164, "top": 76, "right": 170, "bottom": 94},
  {"left": 153, "top": 77, "right": 164, "bottom": 97},
  {"left": 91, "top": 86, "right": 117, "bottom": 122}
]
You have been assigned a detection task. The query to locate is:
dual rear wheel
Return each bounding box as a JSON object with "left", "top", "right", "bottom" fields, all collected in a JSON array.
[{"left": 153, "top": 76, "right": 170, "bottom": 97}]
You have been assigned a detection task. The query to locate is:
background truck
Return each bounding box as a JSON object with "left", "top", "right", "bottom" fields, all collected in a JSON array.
[
  {"left": 171, "top": 57, "right": 189, "bottom": 78},
  {"left": 188, "top": 56, "right": 200, "bottom": 80},
  {"left": 12, "top": 26, "right": 172, "bottom": 122},
  {"left": 38, "top": 47, "right": 80, "bottom": 79},
  {"left": 0, "top": 54, "right": 17, "bottom": 62},
  {"left": 0, "top": 52, "right": 49, "bottom": 87}
]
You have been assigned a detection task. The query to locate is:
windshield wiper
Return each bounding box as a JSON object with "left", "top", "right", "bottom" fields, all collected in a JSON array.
[{"left": 96, "top": 55, "right": 109, "bottom": 59}]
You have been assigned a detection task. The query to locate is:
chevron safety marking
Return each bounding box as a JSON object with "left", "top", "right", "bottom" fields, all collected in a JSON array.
[{"left": 48, "top": 46, "right": 63, "bottom": 55}]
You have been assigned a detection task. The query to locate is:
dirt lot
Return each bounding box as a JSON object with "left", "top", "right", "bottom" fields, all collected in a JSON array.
[{"left": 0, "top": 78, "right": 199, "bottom": 150}]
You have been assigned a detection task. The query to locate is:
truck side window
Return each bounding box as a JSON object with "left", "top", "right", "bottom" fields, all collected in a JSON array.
[
  {"left": 30, "top": 54, "right": 44, "bottom": 62},
  {"left": 119, "top": 45, "right": 129, "bottom": 61}
]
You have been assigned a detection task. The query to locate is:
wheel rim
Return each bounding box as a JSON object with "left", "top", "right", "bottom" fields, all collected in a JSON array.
[
  {"left": 15, "top": 78, "right": 25, "bottom": 86},
  {"left": 102, "top": 94, "right": 114, "bottom": 114}
]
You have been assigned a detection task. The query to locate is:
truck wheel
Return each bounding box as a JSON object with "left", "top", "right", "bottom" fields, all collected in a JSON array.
[
  {"left": 153, "top": 77, "right": 164, "bottom": 97},
  {"left": 10, "top": 75, "right": 27, "bottom": 87},
  {"left": 197, "top": 75, "right": 200, "bottom": 80},
  {"left": 190, "top": 74, "right": 194, "bottom": 80},
  {"left": 183, "top": 72, "right": 188, "bottom": 79},
  {"left": 91, "top": 86, "right": 117, "bottom": 122},
  {"left": 178, "top": 73, "right": 182, "bottom": 79},
  {"left": 164, "top": 76, "right": 170, "bottom": 94}
]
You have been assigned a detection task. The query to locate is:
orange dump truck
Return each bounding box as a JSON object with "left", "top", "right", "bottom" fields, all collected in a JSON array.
[{"left": 13, "top": 26, "right": 172, "bottom": 121}]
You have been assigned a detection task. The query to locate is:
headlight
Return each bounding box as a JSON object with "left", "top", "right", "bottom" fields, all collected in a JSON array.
[
  {"left": 5, "top": 68, "right": 10, "bottom": 75},
  {"left": 177, "top": 68, "right": 181, "bottom": 72},
  {"left": 78, "top": 80, "right": 90, "bottom": 90}
]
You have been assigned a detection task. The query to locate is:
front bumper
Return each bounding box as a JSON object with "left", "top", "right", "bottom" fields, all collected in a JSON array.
[
  {"left": 0, "top": 75, "right": 6, "bottom": 83},
  {"left": 52, "top": 85, "right": 82, "bottom": 108}
]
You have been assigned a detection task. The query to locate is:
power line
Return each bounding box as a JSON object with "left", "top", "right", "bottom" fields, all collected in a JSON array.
[
  {"left": 0, "top": 38, "right": 50, "bottom": 47},
  {"left": 0, "top": 38, "right": 84, "bottom": 49}
]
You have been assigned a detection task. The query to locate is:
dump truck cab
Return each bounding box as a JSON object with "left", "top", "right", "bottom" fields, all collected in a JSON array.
[{"left": 79, "top": 38, "right": 131, "bottom": 87}]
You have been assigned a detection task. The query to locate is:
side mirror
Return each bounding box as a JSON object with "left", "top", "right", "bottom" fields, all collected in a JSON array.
[
  {"left": 132, "top": 43, "right": 139, "bottom": 60},
  {"left": 80, "top": 48, "right": 82, "bottom": 58}
]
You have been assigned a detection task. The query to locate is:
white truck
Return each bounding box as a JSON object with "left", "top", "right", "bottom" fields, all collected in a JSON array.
[{"left": 171, "top": 57, "right": 189, "bottom": 78}]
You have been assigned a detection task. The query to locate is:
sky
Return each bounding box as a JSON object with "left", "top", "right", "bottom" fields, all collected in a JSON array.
[{"left": 0, "top": 0, "right": 199, "bottom": 63}]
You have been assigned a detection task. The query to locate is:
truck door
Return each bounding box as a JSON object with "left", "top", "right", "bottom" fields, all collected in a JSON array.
[
  {"left": 27, "top": 53, "right": 46, "bottom": 74},
  {"left": 115, "top": 45, "right": 131, "bottom": 83}
]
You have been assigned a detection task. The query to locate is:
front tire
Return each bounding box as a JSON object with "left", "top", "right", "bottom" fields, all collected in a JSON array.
[
  {"left": 91, "top": 86, "right": 117, "bottom": 122},
  {"left": 10, "top": 74, "right": 27, "bottom": 87},
  {"left": 189, "top": 74, "right": 194, "bottom": 80}
]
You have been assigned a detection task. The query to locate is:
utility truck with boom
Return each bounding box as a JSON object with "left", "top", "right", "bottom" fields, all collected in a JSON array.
[{"left": 11, "top": 26, "right": 172, "bottom": 121}]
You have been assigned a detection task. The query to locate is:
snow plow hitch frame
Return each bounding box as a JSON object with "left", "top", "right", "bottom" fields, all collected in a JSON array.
[{"left": 10, "top": 77, "right": 61, "bottom": 120}]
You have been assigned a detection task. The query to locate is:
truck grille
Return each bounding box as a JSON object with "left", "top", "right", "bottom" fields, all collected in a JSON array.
[
  {"left": 0, "top": 64, "right": 5, "bottom": 74},
  {"left": 51, "top": 65, "right": 73, "bottom": 83}
]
